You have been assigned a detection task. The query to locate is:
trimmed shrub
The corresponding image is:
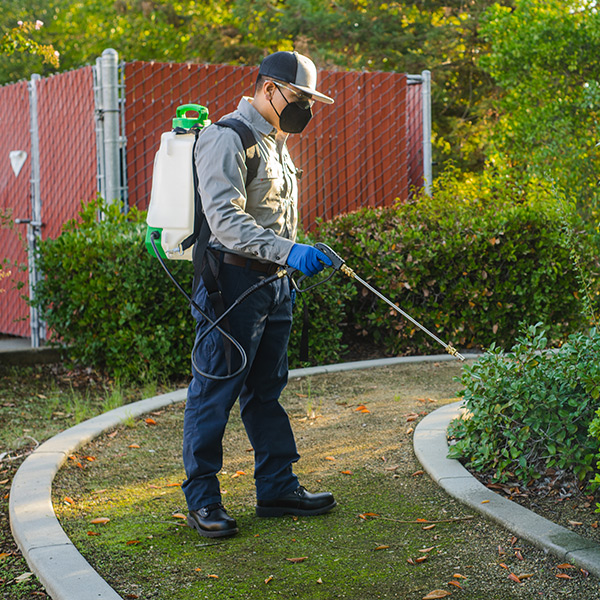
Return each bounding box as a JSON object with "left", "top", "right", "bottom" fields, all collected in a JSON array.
[
  {"left": 32, "top": 199, "right": 354, "bottom": 380},
  {"left": 315, "top": 170, "right": 598, "bottom": 356},
  {"left": 448, "top": 324, "right": 600, "bottom": 485}
]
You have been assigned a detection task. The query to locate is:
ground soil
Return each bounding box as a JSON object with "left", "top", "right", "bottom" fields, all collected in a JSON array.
[{"left": 46, "top": 360, "right": 600, "bottom": 599}]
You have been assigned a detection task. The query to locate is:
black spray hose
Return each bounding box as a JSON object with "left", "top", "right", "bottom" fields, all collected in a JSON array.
[{"left": 149, "top": 232, "right": 287, "bottom": 381}]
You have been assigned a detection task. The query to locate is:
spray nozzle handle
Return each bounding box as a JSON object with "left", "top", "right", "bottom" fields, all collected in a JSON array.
[{"left": 314, "top": 242, "right": 345, "bottom": 271}]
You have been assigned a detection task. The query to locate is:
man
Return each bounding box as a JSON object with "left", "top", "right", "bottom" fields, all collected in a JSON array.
[{"left": 182, "top": 51, "right": 337, "bottom": 538}]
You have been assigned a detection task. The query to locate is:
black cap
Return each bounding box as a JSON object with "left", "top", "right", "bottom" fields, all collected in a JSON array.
[{"left": 258, "top": 51, "right": 334, "bottom": 104}]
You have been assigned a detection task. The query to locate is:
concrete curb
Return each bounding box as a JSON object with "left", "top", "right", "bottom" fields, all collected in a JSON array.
[
  {"left": 414, "top": 401, "right": 600, "bottom": 577},
  {"left": 8, "top": 353, "right": 473, "bottom": 599}
]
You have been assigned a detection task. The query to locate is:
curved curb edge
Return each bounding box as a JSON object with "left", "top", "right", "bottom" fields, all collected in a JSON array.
[{"left": 414, "top": 402, "right": 600, "bottom": 577}]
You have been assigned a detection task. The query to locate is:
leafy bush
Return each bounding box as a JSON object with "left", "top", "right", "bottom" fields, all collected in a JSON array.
[
  {"left": 32, "top": 199, "right": 354, "bottom": 380},
  {"left": 448, "top": 324, "right": 600, "bottom": 485},
  {"left": 33, "top": 199, "right": 194, "bottom": 381},
  {"left": 315, "top": 168, "right": 598, "bottom": 356}
]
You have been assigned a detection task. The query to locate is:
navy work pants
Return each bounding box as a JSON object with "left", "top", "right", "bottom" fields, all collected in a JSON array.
[{"left": 182, "top": 259, "right": 300, "bottom": 511}]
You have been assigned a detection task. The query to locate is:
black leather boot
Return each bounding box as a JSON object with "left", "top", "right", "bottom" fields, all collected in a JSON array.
[
  {"left": 187, "top": 503, "right": 239, "bottom": 538},
  {"left": 256, "top": 486, "right": 336, "bottom": 517}
]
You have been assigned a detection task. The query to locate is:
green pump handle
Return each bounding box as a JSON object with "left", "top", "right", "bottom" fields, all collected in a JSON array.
[{"left": 172, "top": 104, "right": 210, "bottom": 129}]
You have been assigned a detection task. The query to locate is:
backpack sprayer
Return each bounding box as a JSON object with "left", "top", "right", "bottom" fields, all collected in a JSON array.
[{"left": 145, "top": 105, "right": 464, "bottom": 380}]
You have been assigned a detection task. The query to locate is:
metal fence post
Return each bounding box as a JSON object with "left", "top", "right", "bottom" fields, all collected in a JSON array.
[
  {"left": 25, "top": 74, "right": 45, "bottom": 347},
  {"left": 421, "top": 70, "right": 432, "bottom": 196},
  {"left": 98, "top": 48, "right": 121, "bottom": 207}
]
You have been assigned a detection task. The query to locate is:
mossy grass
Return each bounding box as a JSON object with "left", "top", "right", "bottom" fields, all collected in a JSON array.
[{"left": 52, "top": 362, "right": 600, "bottom": 599}]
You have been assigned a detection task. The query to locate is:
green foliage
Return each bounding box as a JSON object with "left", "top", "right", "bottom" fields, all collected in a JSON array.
[
  {"left": 31, "top": 199, "right": 353, "bottom": 380},
  {"left": 0, "top": 20, "right": 59, "bottom": 67},
  {"left": 33, "top": 198, "right": 194, "bottom": 381},
  {"left": 479, "top": 0, "right": 600, "bottom": 216},
  {"left": 449, "top": 323, "right": 600, "bottom": 484},
  {"left": 315, "top": 167, "right": 598, "bottom": 357}
]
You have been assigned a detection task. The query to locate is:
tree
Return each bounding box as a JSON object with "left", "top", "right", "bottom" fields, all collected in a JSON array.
[{"left": 479, "top": 0, "right": 600, "bottom": 214}]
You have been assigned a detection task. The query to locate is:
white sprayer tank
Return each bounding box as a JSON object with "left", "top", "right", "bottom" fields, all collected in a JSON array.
[{"left": 146, "top": 104, "right": 210, "bottom": 261}]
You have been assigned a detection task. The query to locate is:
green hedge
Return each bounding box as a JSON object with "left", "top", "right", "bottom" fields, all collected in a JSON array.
[
  {"left": 315, "top": 174, "right": 598, "bottom": 357},
  {"left": 448, "top": 324, "right": 600, "bottom": 485},
  {"left": 33, "top": 169, "right": 598, "bottom": 381},
  {"left": 32, "top": 199, "right": 354, "bottom": 381}
]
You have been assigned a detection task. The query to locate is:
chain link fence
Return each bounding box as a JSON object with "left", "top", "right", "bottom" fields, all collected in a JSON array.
[{"left": 0, "top": 52, "right": 429, "bottom": 341}]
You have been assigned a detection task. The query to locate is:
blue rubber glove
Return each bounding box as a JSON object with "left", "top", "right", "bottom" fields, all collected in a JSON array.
[{"left": 287, "top": 243, "right": 332, "bottom": 277}]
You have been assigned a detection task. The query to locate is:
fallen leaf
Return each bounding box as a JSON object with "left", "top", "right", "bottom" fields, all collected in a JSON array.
[
  {"left": 508, "top": 573, "right": 521, "bottom": 583},
  {"left": 286, "top": 557, "right": 308, "bottom": 563},
  {"left": 166, "top": 482, "right": 181, "bottom": 487},
  {"left": 581, "top": 569, "right": 590, "bottom": 578},
  {"left": 0, "top": 479, "right": 8, "bottom": 485},
  {"left": 422, "top": 590, "right": 451, "bottom": 599},
  {"left": 195, "top": 568, "right": 202, "bottom": 572},
  {"left": 128, "top": 444, "right": 140, "bottom": 449},
  {"left": 90, "top": 517, "right": 110, "bottom": 525},
  {"left": 557, "top": 563, "right": 576, "bottom": 569},
  {"left": 0, "top": 553, "right": 10, "bottom": 560},
  {"left": 264, "top": 575, "right": 273, "bottom": 584},
  {"left": 14, "top": 573, "right": 34, "bottom": 583},
  {"left": 340, "top": 470, "right": 353, "bottom": 475},
  {"left": 419, "top": 547, "right": 435, "bottom": 553},
  {"left": 384, "top": 465, "right": 399, "bottom": 471},
  {"left": 415, "top": 556, "right": 428, "bottom": 563},
  {"left": 107, "top": 431, "right": 118, "bottom": 438},
  {"left": 84, "top": 456, "right": 96, "bottom": 462},
  {"left": 448, "top": 581, "right": 462, "bottom": 589},
  {"left": 145, "top": 418, "right": 156, "bottom": 425},
  {"left": 556, "top": 573, "right": 573, "bottom": 580},
  {"left": 125, "top": 540, "right": 140, "bottom": 545},
  {"left": 412, "top": 470, "right": 424, "bottom": 477},
  {"left": 591, "top": 521, "right": 598, "bottom": 529},
  {"left": 416, "top": 518, "right": 429, "bottom": 523},
  {"left": 64, "top": 496, "right": 75, "bottom": 505},
  {"left": 499, "top": 563, "right": 508, "bottom": 570},
  {"left": 515, "top": 550, "right": 524, "bottom": 561},
  {"left": 374, "top": 545, "right": 390, "bottom": 551},
  {"left": 518, "top": 574, "right": 534, "bottom": 580},
  {"left": 124, "top": 595, "right": 139, "bottom": 599},
  {"left": 208, "top": 574, "right": 219, "bottom": 579},
  {"left": 481, "top": 500, "right": 490, "bottom": 504},
  {"left": 172, "top": 513, "right": 187, "bottom": 520},
  {"left": 422, "top": 524, "right": 436, "bottom": 530},
  {"left": 325, "top": 456, "right": 336, "bottom": 461},
  {"left": 568, "top": 520, "right": 583, "bottom": 527},
  {"left": 316, "top": 578, "right": 323, "bottom": 584},
  {"left": 407, "top": 557, "right": 415, "bottom": 564},
  {"left": 87, "top": 531, "right": 100, "bottom": 536},
  {"left": 406, "top": 427, "right": 414, "bottom": 435},
  {"left": 453, "top": 574, "right": 467, "bottom": 579}
]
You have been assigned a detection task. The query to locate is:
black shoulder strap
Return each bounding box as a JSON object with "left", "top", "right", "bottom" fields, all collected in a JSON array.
[
  {"left": 215, "top": 118, "right": 259, "bottom": 186},
  {"left": 181, "top": 119, "right": 259, "bottom": 258},
  {"left": 189, "top": 119, "right": 259, "bottom": 294}
]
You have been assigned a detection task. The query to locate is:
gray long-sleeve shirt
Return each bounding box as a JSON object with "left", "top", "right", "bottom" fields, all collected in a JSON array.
[{"left": 194, "top": 97, "right": 299, "bottom": 266}]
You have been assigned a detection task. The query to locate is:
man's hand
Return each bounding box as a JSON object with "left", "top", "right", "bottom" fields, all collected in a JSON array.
[{"left": 287, "top": 243, "right": 333, "bottom": 276}]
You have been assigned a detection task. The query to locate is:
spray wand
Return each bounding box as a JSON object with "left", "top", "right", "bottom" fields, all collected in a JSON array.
[{"left": 296, "top": 243, "right": 465, "bottom": 361}]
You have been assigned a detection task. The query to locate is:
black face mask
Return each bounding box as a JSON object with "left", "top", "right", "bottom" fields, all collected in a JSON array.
[{"left": 270, "top": 85, "right": 313, "bottom": 133}]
